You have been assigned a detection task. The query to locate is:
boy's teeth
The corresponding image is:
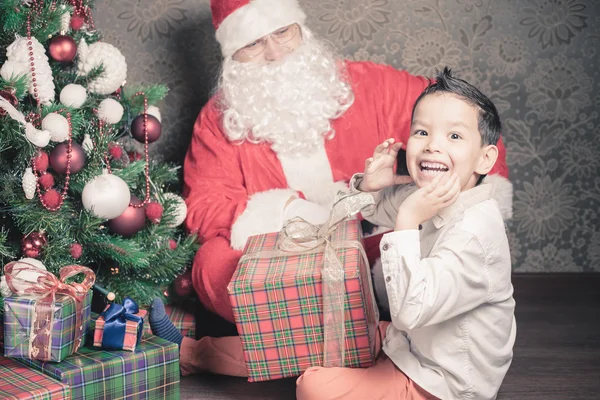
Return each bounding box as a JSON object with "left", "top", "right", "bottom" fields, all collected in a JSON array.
[{"left": 420, "top": 162, "right": 448, "bottom": 171}]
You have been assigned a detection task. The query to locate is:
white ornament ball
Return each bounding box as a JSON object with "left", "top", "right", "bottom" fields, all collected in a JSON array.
[
  {"left": 163, "top": 192, "right": 187, "bottom": 227},
  {"left": 0, "top": 60, "right": 28, "bottom": 81},
  {"left": 60, "top": 84, "right": 87, "bottom": 108},
  {"left": 146, "top": 105, "right": 161, "bottom": 123},
  {"left": 82, "top": 171, "right": 131, "bottom": 219},
  {"left": 42, "top": 112, "right": 70, "bottom": 142},
  {"left": 97, "top": 98, "right": 124, "bottom": 124},
  {"left": 7, "top": 258, "right": 48, "bottom": 293}
]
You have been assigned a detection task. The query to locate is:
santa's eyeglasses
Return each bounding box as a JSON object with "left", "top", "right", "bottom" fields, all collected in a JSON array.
[{"left": 234, "top": 23, "right": 300, "bottom": 59}]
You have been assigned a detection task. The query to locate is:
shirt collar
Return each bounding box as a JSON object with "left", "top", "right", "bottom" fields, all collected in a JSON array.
[{"left": 432, "top": 183, "right": 494, "bottom": 229}]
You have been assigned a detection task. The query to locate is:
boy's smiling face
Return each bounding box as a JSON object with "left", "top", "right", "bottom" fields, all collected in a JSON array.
[{"left": 406, "top": 93, "right": 498, "bottom": 191}]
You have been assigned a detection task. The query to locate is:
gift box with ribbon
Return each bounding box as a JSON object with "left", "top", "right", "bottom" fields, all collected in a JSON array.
[
  {"left": 93, "top": 297, "right": 146, "bottom": 351},
  {"left": 3, "top": 263, "right": 94, "bottom": 362},
  {"left": 228, "top": 192, "right": 380, "bottom": 382},
  {"left": 15, "top": 335, "right": 179, "bottom": 400},
  {"left": 0, "top": 353, "right": 71, "bottom": 400}
]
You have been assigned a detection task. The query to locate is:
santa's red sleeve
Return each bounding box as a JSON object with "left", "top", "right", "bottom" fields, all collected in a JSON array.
[
  {"left": 373, "top": 64, "right": 513, "bottom": 219},
  {"left": 182, "top": 101, "right": 298, "bottom": 249}
]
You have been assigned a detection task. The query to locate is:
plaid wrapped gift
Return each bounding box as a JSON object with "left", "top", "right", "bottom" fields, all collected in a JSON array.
[
  {"left": 16, "top": 335, "right": 179, "bottom": 400},
  {"left": 93, "top": 297, "right": 147, "bottom": 351},
  {"left": 228, "top": 218, "right": 380, "bottom": 382},
  {"left": 3, "top": 291, "right": 92, "bottom": 362},
  {"left": 0, "top": 354, "right": 71, "bottom": 399},
  {"left": 143, "top": 304, "right": 196, "bottom": 338}
]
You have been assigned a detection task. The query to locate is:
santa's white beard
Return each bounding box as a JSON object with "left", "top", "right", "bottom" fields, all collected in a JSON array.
[{"left": 218, "top": 37, "right": 354, "bottom": 157}]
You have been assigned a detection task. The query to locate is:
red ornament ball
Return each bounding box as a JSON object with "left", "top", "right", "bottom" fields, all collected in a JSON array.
[
  {"left": 174, "top": 269, "right": 194, "bottom": 298},
  {"left": 33, "top": 151, "right": 49, "bottom": 172},
  {"left": 49, "top": 35, "right": 77, "bottom": 63},
  {"left": 70, "top": 15, "right": 85, "bottom": 30},
  {"left": 70, "top": 242, "right": 83, "bottom": 259},
  {"left": 145, "top": 201, "right": 163, "bottom": 224},
  {"left": 131, "top": 114, "right": 161, "bottom": 143},
  {"left": 42, "top": 189, "right": 62, "bottom": 209},
  {"left": 38, "top": 172, "right": 55, "bottom": 189},
  {"left": 49, "top": 142, "right": 86, "bottom": 174},
  {"left": 108, "top": 196, "right": 147, "bottom": 237},
  {"left": 168, "top": 239, "right": 177, "bottom": 250},
  {"left": 21, "top": 231, "right": 48, "bottom": 258},
  {"left": 108, "top": 142, "right": 123, "bottom": 160}
]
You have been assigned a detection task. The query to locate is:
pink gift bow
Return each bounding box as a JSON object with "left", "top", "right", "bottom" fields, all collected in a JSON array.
[{"left": 4, "top": 261, "right": 95, "bottom": 360}]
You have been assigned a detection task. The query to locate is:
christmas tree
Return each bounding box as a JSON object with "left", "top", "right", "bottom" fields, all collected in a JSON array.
[{"left": 0, "top": 0, "right": 198, "bottom": 312}]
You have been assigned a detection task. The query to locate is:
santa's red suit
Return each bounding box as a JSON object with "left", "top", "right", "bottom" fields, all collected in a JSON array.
[{"left": 183, "top": 61, "right": 511, "bottom": 323}]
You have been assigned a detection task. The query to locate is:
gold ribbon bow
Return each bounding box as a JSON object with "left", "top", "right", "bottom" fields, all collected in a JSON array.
[
  {"left": 4, "top": 261, "right": 96, "bottom": 360},
  {"left": 242, "top": 191, "right": 375, "bottom": 367}
]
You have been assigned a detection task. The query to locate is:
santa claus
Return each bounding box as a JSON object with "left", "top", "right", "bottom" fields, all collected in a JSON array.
[{"left": 181, "top": 0, "right": 512, "bottom": 324}]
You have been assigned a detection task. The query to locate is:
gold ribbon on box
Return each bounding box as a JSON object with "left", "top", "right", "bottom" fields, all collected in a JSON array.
[
  {"left": 240, "top": 191, "right": 375, "bottom": 367},
  {"left": 4, "top": 261, "right": 95, "bottom": 360}
]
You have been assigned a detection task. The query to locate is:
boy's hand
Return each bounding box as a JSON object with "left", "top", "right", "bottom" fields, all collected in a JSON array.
[
  {"left": 358, "top": 139, "right": 413, "bottom": 192},
  {"left": 395, "top": 172, "right": 461, "bottom": 230}
]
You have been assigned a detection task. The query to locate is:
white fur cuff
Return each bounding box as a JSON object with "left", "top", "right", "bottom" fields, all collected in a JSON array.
[{"left": 230, "top": 188, "right": 298, "bottom": 251}]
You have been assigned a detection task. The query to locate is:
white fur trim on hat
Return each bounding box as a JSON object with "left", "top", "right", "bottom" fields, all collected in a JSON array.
[{"left": 216, "top": 0, "right": 307, "bottom": 57}]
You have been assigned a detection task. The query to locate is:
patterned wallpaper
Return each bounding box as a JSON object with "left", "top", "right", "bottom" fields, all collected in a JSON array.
[{"left": 93, "top": 0, "right": 600, "bottom": 273}]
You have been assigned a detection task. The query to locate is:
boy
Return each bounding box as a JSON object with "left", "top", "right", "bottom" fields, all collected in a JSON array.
[
  {"left": 150, "top": 68, "right": 516, "bottom": 399},
  {"left": 296, "top": 68, "right": 516, "bottom": 399}
]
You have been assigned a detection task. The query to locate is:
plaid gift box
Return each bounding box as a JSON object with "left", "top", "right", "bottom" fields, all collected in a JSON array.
[
  {"left": 143, "top": 304, "right": 196, "bottom": 338},
  {"left": 94, "top": 303, "right": 147, "bottom": 352},
  {"left": 0, "top": 354, "right": 71, "bottom": 399},
  {"left": 228, "top": 219, "right": 379, "bottom": 382},
  {"left": 3, "top": 291, "right": 92, "bottom": 362},
  {"left": 16, "top": 335, "right": 179, "bottom": 400}
]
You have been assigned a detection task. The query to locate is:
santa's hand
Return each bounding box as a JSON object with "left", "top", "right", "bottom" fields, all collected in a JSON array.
[
  {"left": 283, "top": 198, "right": 330, "bottom": 225},
  {"left": 360, "top": 138, "right": 412, "bottom": 192}
]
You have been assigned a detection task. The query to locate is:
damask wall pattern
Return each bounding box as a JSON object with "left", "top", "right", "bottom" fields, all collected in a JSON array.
[{"left": 93, "top": 0, "right": 600, "bottom": 273}]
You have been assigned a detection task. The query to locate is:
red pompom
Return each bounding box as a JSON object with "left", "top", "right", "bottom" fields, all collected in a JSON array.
[
  {"left": 70, "top": 242, "right": 83, "bottom": 259},
  {"left": 42, "top": 189, "right": 62, "bottom": 209},
  {"left": 33, "top": 151, "right": 49, "bottom": 172},
  {"left": 108, "top": 142, "right": 123, "bottom": 160},
  {"left": 168, "top": 239, "right": 177, "bottom": 250},
  {"left": 145, "top": 201, "right": 163, "bottom": 224},
  {"left": 128, "top": 151, "right": 142, "bottom": 162},
  {"left": 38, "top": 172, "right": 55, "bottom": 189},
  {"left": 70, "top": 15, "right": 84, "bottom": 30}
]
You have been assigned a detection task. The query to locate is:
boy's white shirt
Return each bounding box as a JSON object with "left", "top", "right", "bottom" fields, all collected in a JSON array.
[{"left": 351, "top": 174, "right": 517, "bottom": 400}]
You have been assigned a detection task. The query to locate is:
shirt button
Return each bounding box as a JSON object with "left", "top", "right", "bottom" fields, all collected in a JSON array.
[
  {"left": 382, "top": 244, "right": 389, "bottom": 251},
  {"left": 386, "top": 276, "right": 392, "bottom": 282}
]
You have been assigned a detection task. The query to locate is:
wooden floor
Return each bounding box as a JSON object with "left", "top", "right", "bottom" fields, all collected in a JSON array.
[{"left": 180, "top": 274, "right": 600, "bottom": 399}]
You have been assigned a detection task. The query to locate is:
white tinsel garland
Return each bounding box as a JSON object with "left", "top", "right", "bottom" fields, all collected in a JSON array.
[{"left": 5, "top": 35, "right": 55, "bottom": 105}]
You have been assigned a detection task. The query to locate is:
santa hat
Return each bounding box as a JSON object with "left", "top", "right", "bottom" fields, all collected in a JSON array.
[{"left": 211, "top": 0, "right": 307, "bottom": 58}]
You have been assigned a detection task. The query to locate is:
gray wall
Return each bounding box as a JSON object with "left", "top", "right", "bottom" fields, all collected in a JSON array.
[{"left": 94, "top": 0, "right": 600, "bottom": 272}]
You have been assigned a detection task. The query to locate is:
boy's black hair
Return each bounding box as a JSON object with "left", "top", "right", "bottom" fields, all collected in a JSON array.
[{"left": 411, "top": 67, "right": 501, "bottom": 147}]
